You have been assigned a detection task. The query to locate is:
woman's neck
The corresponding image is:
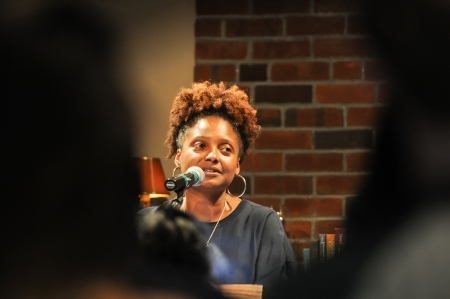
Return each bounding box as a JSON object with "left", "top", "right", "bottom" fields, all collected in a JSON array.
[{"left": 182, "top": 190, "right": 229, "bottom": 222}]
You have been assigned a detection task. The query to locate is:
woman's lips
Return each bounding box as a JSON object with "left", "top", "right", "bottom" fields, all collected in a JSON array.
[{"left": 202, "top": 168, "right": 221, "bottom": 175}]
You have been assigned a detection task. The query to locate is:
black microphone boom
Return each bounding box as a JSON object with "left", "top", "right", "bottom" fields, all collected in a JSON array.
[{"left": 164, "top": 166, "right": 205, "bottom": 192}]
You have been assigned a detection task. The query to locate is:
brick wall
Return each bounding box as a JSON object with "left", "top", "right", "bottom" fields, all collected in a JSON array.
[{"left": 194, "top": 0, "right": 388, "bottom": 263}]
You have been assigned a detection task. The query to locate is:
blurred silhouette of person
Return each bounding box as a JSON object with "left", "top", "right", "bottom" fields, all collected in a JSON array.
[
  {"left": 276, "top": 0, "right": 450, "bottom": 298},
  {"left": 346, "top": 0, "right": 450, "bottom": 298},
  {"left": 0, "top": 2, "right": 174, "bottom": 299},
  {"left": 134, "top": 207, "right": 228, "bottom": 299},
  {"left": 0, "top": 3, "right": 232, "bottom": 298}
]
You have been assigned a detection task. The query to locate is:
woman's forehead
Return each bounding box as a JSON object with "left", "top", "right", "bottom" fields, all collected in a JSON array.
[{"left": 188, "top": 116, "right": 237, "bottom": 138}]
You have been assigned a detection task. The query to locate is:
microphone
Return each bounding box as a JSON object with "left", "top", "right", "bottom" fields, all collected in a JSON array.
[{"left": 164, "top": 166, "right": 205, "bottom": 192}]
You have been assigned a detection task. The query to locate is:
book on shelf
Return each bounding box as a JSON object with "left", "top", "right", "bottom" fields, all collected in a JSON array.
[
  {"left": 335, "top": 227, "right": 348, "bottom": 256},
  {"left": 303, "top": 248, "right": 310, "bottom": 273},
  {"left": 319, "top": 234, "right": 327, "bottom": 264},
  {"left": 326, "top": 233, "right": 335, "bottom": 261},
  {"left": 309, "top": 239, "right": 319, "bottom": 270},
  {"left": 303, "top": 228, "right": 348, "bottom": 272}
]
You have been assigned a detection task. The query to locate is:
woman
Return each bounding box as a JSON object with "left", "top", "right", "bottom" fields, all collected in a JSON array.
[{"left": 139, "top": 81, "right": 297, "bottom": 298}]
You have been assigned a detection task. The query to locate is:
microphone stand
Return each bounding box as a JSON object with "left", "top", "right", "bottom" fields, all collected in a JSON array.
[
  {"left": 157, "top": 188, "right": 183, "bottom": 211},
  {"left": 171, "top": 189, "right": 184, "bottom": 209}
]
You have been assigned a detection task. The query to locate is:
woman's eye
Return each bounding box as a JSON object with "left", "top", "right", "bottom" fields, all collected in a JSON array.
[
  {"left": 194, "top": 142, "right": 205, "bottom": 149},
  {"left": 221, "top": 146, "right": 232, "bottom": 153}
]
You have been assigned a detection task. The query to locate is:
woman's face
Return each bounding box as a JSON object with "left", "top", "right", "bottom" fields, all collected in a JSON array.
[{"left": 175, "top": 116, "right": 240, "bottom": 192}]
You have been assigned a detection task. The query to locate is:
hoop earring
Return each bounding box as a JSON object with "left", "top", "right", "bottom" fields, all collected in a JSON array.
[
  {"left": 172, "top": 166, "right": 181, "bottom": 176},
  {"left": 227, "top": 175, "right": 247, "bottom": 198}
]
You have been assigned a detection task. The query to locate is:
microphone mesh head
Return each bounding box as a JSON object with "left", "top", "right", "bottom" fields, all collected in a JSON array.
[{"left": 187, "top": 166, "right": 204, "bottom": 186}]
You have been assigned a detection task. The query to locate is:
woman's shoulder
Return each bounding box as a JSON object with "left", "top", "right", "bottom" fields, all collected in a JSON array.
[
  {"left": 233, "top": 199, "right": 285, "bottom": 232},
  {"left": 237, "top": 199, "right": 278, "bottom": 218},
  {"left": 240, "top": 198, "right": 274, "bottom": 209}
]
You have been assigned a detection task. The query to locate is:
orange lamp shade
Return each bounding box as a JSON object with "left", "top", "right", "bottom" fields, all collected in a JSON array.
[{"left": 134, "top": 157, "right": 170, "bottom": 204}]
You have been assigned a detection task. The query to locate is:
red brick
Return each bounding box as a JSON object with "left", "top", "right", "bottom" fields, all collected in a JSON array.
[
  {"left": 315, "top": 38, "right": 376, "bottom": 57},
  {"left": 317, "top": 174, "right": 367, "bottom": 195},
  {"left": 255, "top": 130, "right": 312, "bottom": 149},
  {"left": 255, "top": 85, "right": 312, "bottom": 104},
  {"left": 255, "top": 175, "right": 313, "bottom": 194},
  {"left": 196, "top": 42, "right": 247, "bottom": 59},
  {"left": 253, "top": 41, "right": 310, "bottom": 59},
  {"left": 284, "top": 197, "right": 343, "bottom": 217},
  {"left": 196, "top": 0, "right": 249, "bottom": 15},
  {"left": 345, "top": 152, "right": 373, "bottom": 172},
  {"left": 316, "top": 197, "right": 344, "bottom": 216},
  {"left": 314, "top": 0, "right": 363, "bottom": 13},
  {"left": 347, "top": 106, "right": 383, "bottom": 126},
  {"left": 272, "top": 62, "right": 330, "bottom": 81},
  {"left": 333, "top": 61, "right": 362, "bottom": 80},
  {"left": 285, "top": 107, "right": 343, "bottom": 127},
  {"left": 316, "top": 84, "right": 376, "bottom": 104},
  {"left": 194, "top": 65, "right": 211, "bottom": 82},
  {"left": 315, "top": 220, "right": 345, "bottom": 236},
  {"left": 315, "top": 129, "right": 373, "bottom": 149},
  {"left": 285, "top": 153, "right": 343, "bottom": 172},
  {"left": 253, "top": 0, "right": 310, "bottom": 14},
  {"left": 287, "top": 16, "right": 345, "bottom": 35},
  {"left": 284, "top": 220, "right": 312, "bottom": 239},
  {"left": 218, "top": 65, "right": 237, "bottom": 81},
  {"left": 239, "top": 64, "right": 267, "bottom": 81},
  {"left": 194, "top": 64, "right": 237, "bottom": 82},
  {"left": 285, "top": 198, "right": 316, "bottom": 216},
  {"left": 240, "top": 152, "right": 282, "bottom": 171},
  {"left": 195, "top": 19, "right": 221, "bottom": 37},
  {"left": 257, "top": 108, "right": 281, "bottom": 127},
  {"left": 347, "top": 15, "right": 369, "bottom": 35},
  {"left": 226, "top": 18, "right": 282, "bottom": 37},
  {"left": 365, "top": 60, "right": 389, "bottom": 81}
]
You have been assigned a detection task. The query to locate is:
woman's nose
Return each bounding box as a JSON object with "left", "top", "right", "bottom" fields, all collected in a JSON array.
[{"left": 205, "top": 148, "right": 218, "bottom": 162}]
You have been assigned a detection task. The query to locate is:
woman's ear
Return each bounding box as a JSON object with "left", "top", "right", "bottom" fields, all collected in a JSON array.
[
  {"left": 174, "top": 149, "right": 181, "bottom": 167},
  {"left": 235, "top": 159, "right": 240, "bottom": 176}
]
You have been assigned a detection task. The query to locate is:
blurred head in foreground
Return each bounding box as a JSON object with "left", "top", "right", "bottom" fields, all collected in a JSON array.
[
  {"left": 347, "top": 0, "right": 450, "bottom": 246},
  {"left": 0, "top": 2, "right": 141, "bottom": 298},
  {"left": 134, "top": 208, "right": 227, "bottom": 298}
]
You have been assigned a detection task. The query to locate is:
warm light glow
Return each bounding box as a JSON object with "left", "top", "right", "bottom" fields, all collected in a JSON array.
[{"left": 134, "top": 157, "right": 170, "bottom": 208}]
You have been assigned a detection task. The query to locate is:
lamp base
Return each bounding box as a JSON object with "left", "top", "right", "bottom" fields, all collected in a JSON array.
[
  {"left": 139, "top": 193, "right": 151, "bottom": 208},
  {"left": 139, "top": 193, "right": 169, "bottom": 209}
]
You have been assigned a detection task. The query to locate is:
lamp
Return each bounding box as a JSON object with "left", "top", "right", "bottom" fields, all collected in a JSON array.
[{"left": 134, "top": 157, "right": 170, "bottom": 208}]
